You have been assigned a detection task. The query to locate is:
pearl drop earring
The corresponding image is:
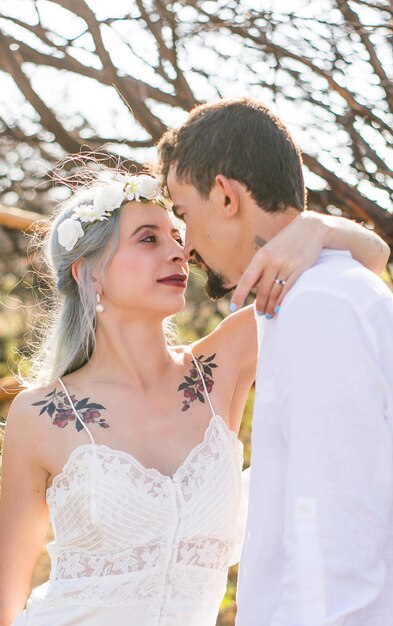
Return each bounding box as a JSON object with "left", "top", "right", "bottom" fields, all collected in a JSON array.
[{"left": 95, "top": 293, "right": 104, "bottom": 313}]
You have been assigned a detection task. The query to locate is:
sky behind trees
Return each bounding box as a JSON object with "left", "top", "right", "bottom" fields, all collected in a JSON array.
[{"left": 0, "top": 0, "right": 392, "bottom": 235}]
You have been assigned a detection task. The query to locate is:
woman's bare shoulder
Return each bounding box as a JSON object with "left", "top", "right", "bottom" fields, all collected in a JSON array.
[
  {"left": 5, "top": 383, "right": 60, "bottom": 445},
  {"left": 8, "top": 383, "right": 58, "bottom": 417}
]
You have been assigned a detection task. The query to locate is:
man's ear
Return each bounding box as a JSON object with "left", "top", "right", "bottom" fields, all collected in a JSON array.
[
  {"left": 213, "top": 175, "right": 240, "bottom": 218},
  {"left": 71, "top": 259, "right": 101, "bottom": 292}
]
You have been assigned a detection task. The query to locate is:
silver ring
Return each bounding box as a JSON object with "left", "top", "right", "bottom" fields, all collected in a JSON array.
[{"left": 274, "top": 278, "right": 286, "bottom": 286}]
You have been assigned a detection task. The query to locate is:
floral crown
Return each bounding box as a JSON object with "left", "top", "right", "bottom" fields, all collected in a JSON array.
[{"left": 57, "top": 174, "right": 168, "bottom": 252}]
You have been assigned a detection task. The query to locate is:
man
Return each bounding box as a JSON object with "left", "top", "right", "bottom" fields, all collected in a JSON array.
[{"left": 157, "top": 97, "right": 393, "bottom": 625}]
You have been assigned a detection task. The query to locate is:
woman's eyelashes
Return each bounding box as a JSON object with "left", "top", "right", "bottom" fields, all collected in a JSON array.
[
  {"left": 140, "top": 233, "right": 184, "bottom": 247},
  {"left": 141, "top": 234, "right": 156, "bottom": 243}
]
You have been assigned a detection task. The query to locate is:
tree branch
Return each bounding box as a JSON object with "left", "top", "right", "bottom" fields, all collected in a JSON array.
[
  {"left": 0, "top": 34, "right": 83, "bottom": 153},
  {"left": 48, "top": 0, "right": 167, "bottom": 140},
  {"left": 335, "top": 0, "right": 393, "bottom": 114},
  {"left": 192, "top": 4, "right": 393, "bottom": 138},
  {"left": 135, "top": 0, "right": 198, "bottom": 110},
  {"left": 0, "top": 204, "right": 46, "bottom": 230},
  {"left": 303, "top": 151, "right": 393, "bottom": 242},
  {"left": 0, "top": 32, "right": 180, "bottom": 108}
]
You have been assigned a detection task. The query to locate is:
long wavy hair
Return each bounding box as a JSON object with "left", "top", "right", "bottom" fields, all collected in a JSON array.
[{"left": 20, "top": 166, "right": 177, "bottom": 388}]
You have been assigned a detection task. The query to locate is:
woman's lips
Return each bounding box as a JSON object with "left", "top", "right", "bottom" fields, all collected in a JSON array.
[{"left": 157, "top": 274, "right": 187, "bottom": 288}]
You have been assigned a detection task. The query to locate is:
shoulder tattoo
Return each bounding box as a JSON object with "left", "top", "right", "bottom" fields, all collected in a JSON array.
[
  {"left": 32, "top": 389, "right": 110, "bottom": 431},
  {"left": 178, "top": 353, "right": 218, "bottom": 412}
]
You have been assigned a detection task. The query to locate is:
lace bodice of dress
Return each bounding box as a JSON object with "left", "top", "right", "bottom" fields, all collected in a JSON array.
[{"left": 32, "top": 355, "right": 247, "bottom": 623}]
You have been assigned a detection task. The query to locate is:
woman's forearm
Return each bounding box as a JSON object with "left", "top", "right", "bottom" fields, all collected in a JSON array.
[
  {"left": 229, "top": 209, "right": 390, "bottom": 315},
  {"left": 307, "top": 211, "right": 390, "bottom": 275}
]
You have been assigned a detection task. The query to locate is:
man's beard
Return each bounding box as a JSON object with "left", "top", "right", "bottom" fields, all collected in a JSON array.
[
  {"left": 192, "top": 251, "right": 234, "bottom": 300},
  {"left": 204, "top": 265, "right": 234, "bottom": 300},
  {"left": 204, "top": 267, "right": 233, "bottom": 299}
]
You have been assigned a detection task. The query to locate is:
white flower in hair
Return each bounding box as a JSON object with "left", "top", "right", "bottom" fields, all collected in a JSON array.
[
  {"left": 124, "top": 174, "right": 160, "bottom": 201},
  {"left": 93, "top": 182, "right": 125, "bottom": 213},
  {"left": 72, "top": 203, "right": 107, "bottom": 223},
  {"left": 57, "top": 174, "right": 165, "bottom": 252},
  {"left": 57, "top": 218, "right": 84, "bottom": 252},
  {"left": 123, "top": 175, "right": 139, "bottom": 201},
  {"left": 136, "top": 174, "right": 161, "bottom": 200}
]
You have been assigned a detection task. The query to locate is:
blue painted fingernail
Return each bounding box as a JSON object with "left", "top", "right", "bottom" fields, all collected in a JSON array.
[
  {"left": 229, "top": 302, "right": 237, "bottom": 312},
  {"left": 265, "top": 313, "right": 273, "bottom": 320},
  {"left": 256, "top": 310, "right": 264, "bottom": 317},
  {"left": 274, "top": 306, "right": 281, "bottom": 314}
]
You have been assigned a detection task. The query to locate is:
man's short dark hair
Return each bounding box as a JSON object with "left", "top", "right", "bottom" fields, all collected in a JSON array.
[{"left": 157, "top": 97, "right": 306, "bottom": 213}]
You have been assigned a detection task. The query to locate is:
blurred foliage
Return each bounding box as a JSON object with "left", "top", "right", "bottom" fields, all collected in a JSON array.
[{"left": 0, "top": 230, "right": 31, "bottom": 378}]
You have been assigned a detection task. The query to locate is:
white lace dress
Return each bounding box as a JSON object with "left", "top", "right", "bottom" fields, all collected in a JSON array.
[{"left": 12, "top": 359, "right": 248, "bottom": 626}]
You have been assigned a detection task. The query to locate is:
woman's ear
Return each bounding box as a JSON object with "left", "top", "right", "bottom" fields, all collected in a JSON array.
[
  {"left": 214, "top": 175, "right": 239, "bottom": 218},
  {"left": 71, "top": 258, "right": 83, "bottom": 286},
  {"left": 71, "top": 259, "right": 101, "bottom": 292}
]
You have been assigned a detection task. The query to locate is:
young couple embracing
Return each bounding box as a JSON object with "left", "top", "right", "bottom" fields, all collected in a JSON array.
[{"left": 1, "top": 97, "right": 392, "bottom": 626}]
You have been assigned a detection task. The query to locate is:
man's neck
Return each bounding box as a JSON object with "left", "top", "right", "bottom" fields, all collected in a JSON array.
[
  {"left": 226, "top": 188, "right": 302, "bottom": 282},
  {"left": 258, "top": 207, "right": 300, "bottom": 239},
  {"left": 244, "top": 206, "right": 301, "bottom": 262}
]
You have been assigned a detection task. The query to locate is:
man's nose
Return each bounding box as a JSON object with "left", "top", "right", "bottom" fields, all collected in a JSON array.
[
  {"left": 184, "top": 247, "right": 196, "bottom": 263},
  {"left": 183, "top": 237, "right": 196, "bottom": 262}
]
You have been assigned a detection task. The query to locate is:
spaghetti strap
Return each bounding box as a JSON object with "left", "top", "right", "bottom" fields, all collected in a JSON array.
[
  {"left": 190, "top": 352, "right": 216, "bottom": 418},
  {"left": 57, "top": 377, "right": 96, "bottom": 445}
]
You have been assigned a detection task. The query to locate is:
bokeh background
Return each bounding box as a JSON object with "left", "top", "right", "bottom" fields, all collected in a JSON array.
[{"left": 0, "top": 1, "right": 392, "bottom": 624}]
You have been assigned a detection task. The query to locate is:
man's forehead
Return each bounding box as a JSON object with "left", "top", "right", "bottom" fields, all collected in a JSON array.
[
  {"left": 167, "top": 207, "right": 186, "bottom": 239},
  {"left": 167, "top": 167, "right": 193, "bottom": 194},
  {"left": 171, "top": 204, "right": 183, "bottom": 218},
  {"left": 166, "top": 175, "right": 188, "bottom": 212},
  {"left": 166, "top": 165, "right": 179, "bottom": 189}
]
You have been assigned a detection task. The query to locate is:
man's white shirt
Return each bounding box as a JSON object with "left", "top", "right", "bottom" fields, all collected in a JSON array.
[{"left": 236, "top": 250, "right": 393, "bottom": 626}]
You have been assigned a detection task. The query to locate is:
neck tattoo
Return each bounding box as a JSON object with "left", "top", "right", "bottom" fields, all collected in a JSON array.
[{"left": 253, "top": 235, "right": 266, "bottom": 250}]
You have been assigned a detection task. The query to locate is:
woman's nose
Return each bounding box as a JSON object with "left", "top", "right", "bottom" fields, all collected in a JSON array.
[{"left": 168, "top": 240, "right": 187, "bottom": 263}]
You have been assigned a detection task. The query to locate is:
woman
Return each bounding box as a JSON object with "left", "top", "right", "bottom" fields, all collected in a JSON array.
[{"left": 0, "top": 170, "right": 388, "bottom": 626}]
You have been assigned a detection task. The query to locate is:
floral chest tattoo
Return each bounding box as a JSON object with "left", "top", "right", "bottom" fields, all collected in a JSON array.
[
  {"left": 32, "top": 390, "right": 109, "bottom": 431},
  {"left": 32, "top": 354, "right": 218, "bottom": 428},
  {"left": 178, "top": 354, "right": 218, "bottom": 412}
]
